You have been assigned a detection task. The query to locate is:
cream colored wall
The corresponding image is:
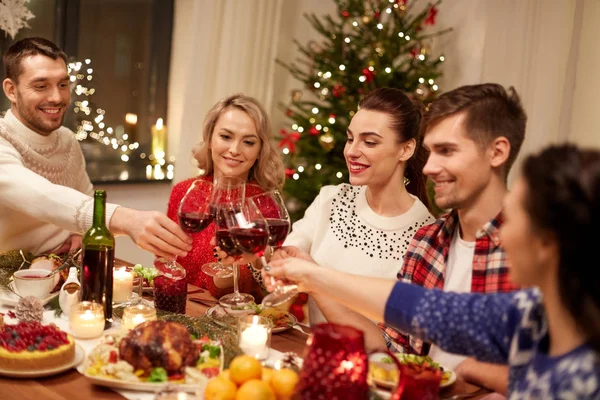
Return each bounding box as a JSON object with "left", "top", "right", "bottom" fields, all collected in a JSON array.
[{"left": 569, "top": 0, "right": 600, "bottom": 148}]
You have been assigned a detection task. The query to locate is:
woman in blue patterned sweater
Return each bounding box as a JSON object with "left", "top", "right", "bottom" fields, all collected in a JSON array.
[{"left": 265, "top": 144, "right": 600, "bottom": 399}]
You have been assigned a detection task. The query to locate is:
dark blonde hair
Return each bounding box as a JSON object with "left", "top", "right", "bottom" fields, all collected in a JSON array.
[{"left": 193, "top": 93, "right": 285, "bottom": 191}]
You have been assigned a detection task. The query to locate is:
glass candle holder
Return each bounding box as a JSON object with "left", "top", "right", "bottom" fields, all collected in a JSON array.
[
  {"left": 122, "top": 303, "right": 157, "bottom": 331},
  {"left": 113, "top": 267, "right": 134, "bottom": 303},
  {"left": 69, "top": 301, "right": 105, "bottom": 339},
  {"left": 238, "top": 315, "right": 271, "bottom": 360}
]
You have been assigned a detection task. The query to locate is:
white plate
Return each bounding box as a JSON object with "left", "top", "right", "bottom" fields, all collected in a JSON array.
[
  {"left": 84, "top": 374, "right": 199, "bottom": 393},
  {"left": 205, "top": 305, "right": 297, "bottom": 333},
  {"left": 0, "top": 343, "right": 85, "bottom": 378},
  {"left": 369, "top": 353, "right": 456, "bottom": 389},
  {"left": 0, "top": 284, "right": 59, "bottom": 307}
]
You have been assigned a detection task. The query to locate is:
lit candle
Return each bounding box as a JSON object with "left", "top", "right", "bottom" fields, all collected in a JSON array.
[
  {"left": 239, "top": 315, "right": 271, "bottom": 360},
  {"left": 122, "top": 304, "right": 157, "bottom": 331},
  {"left": 69, "top": 301, "right": 105, "bottom": 339},
  {"left": 151, "top": 118, "right": 167, "bottom": 162},
  {"left": 125, "top": 113, "right": 138, "bottom": 140},
  {"left": 113, "top": 267, "right": 133, "bottom": 303}
]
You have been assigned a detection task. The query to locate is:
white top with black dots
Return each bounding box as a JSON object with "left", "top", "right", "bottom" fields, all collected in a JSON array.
[{"left": 284, "top": 184, "right": 434, "bottom": 325}]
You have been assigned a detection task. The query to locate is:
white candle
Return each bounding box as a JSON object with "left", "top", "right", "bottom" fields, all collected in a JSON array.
[
  {"left": 113, "top": 267, "right": 133, "bottom": 303},
  {"left": 70, "top": 309, "right": 104, "bottom": 339},
  {"left": 121, "top": 304, "right": 157, "bottom": 331},
  {"left": 239, "top": 316, "right": 270, "bottom": 359}
]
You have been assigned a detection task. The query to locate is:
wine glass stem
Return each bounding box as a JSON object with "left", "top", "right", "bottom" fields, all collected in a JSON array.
[{"left": 232, "top": 262, "right": 239, "bottom": 294}]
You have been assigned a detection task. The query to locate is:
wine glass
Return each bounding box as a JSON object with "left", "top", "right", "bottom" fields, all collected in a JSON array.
[
  {"left": 250, "top": 191, "right": 297, "bottom": 307},
  {"left": 201, "top": 176, "right": 246, "bottom": 278},
  {"left": 215, "top": 201, "right": 256, "bottom": 307},
  {"left": 155, "top": 180, "right": 214, "bottom": 281}
]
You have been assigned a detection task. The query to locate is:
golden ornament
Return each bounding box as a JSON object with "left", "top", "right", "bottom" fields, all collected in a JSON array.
[
  {"left": 291, "top": 90, "right": 303, "bottom": 102},
  {"left": 319, "top": 132, "right": 335, "bottom": 151}
]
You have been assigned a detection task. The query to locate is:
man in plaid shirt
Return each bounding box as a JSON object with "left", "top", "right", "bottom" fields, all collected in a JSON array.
[{"left": 381, "top": 84, "right": 526, "bottom": 394}]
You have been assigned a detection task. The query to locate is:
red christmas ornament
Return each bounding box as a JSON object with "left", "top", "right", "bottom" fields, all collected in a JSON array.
[
  {"left": 374, "top": 10, "right": 380, "bottom": 19},
  {"left": 278, "top": 129, "right": 301, "bottom": 153},
  {"left": 309, "top": 126, "right": 319, "bottom": 136},
  {"left": 361, "top": 67, "right": 375, "bottom": 83},
  {"left": 425, "top": 5, "right": 438, "bottom": 25},
  {"left": 285, "top": 109, "right": 293, "bottom": 117},
  {"left": 328, "top": 113, "right": 336, "bottom": 121},
  {"left": 341, "top": 10, "right": 350, "bottom": 18},
  {"left": 410, "top": 47, "right": 419, "bottom": 58},
  {"left": 285, "top": 168, "right": 295, "bottom": 178},
  {"left": 332, "top": 84, "right": 346, "bottom": 98}
]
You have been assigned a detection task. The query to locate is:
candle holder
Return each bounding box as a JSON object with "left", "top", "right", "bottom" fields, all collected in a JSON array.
[
  {"left": 296, "top": 323, "right": 369, "bottom": 400},
  {"left": 121, "top": 303, "right": 157, "bottom": 331},
  {"left": 69, "top": 301, "right": 105, "bottom": 339},
  {"left": 113, "top": 266, "right": 134, "bottom": 304},
  {"left": 238, "top": 315, "right": 271, "bottom": 360}
]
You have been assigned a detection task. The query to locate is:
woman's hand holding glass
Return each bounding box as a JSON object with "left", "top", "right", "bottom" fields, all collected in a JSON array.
[{"left": 263, "top": 257, "right": 321, "bottom": 294}]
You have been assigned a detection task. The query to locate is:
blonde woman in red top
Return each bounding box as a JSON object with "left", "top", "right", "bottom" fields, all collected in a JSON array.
[{"left": 166, "top": 94, "right": 285, "bottom": 299}]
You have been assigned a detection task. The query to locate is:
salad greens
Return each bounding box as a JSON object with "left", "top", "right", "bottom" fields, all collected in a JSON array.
[
  {"left": 148, "top": 367, "right": 168, "bottom": 382},
  {"left": 133, "top": 264, "right": 159, "bottom": 286}
]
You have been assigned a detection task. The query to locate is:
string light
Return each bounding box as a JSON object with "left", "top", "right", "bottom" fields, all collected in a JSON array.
[
  {"left": 339, "top": 64, "right": 346, "bottom": 71},
  {"left": 405, "top": 35, "right": 410, "bottom": 41},
  {"left": 336, "top": 172, "right": 343, "bottom": 178},
  {"left": 344, "top": 37, "right": 351, "bottom": 43},
  {"left": 293, "top": 173, "right": 300, "bottom": 180},
  {"left": 352, "top": 21, "right": 358, "bottom": 27},
  {"left": 292, "top": 124, "right": 298, "bottom": 130},
  {"left": 298, "top": 166, "right": 304, "bottom": 172},
  {"left": 297, "top": 127, "right": 305, "bottom": 133},
  {"left": 377, "top": 23, "right": 383, "bottom": 30},
  {"left": 315, "top": 164, "right": 322, "bottom": 170},
  {"left": 385, "top": 67, "right": 392, "bottom": 73},
  {"left": 315, "top": 124, "right": 322, "bottom": 130},
  {"left": 428, "top": 79, "right": 434, "bottom": 85},
  {"left": 68, "top": 59, "right": 140, "bottom": 163},
  {"left": 328, "top": 116, "right": 336, "bottom": 124},
  {"left": 432, "top": 85, "right": 439, "bottom": 91},
  {"left": 323, "top": 71, "right": 332, "bottom": 79},
  {"left": 314, "top": 82, "right": 321, "bottom": 88},
  {"left": 385, "top": 8, "right": 392, "bottom": 13},
  {"left": 419, "top": 77, "right": 425, "bottom": 83},
  {"left": 312, "top": 107, "right": 319, "bottom": 114},
  {"left": 418, "top": 54, "right": 425, "bottom": 61},
  {"left": 439, "top": 56, "right": 445, "bottom": 62},
  {"left": 283, "top": 148, "right": 290, "bottom": 155},
  {"left": 398, "top": 32, "right": 404, "bottom": 37},
  {"left": 359, "top": 76, "right": 367, "bottom": 82}
]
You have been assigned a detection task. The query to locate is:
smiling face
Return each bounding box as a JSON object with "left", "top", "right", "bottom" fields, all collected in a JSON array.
[
  {"left": 422, "top": 112, "right": 495, "bottom": 210},
  {"left": 344, "top": 108, "right": 410, "bottom": 187},
  {"left": 3, "top": 55, "right": 70, "bottom": 136},
  {"left": 209, "top": 107, "right": 262, "bottom": 181}
]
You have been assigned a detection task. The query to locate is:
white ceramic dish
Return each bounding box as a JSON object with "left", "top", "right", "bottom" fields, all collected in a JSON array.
[
  {"left": 0, "top": 344, "right": 85, "bottom": 378},
  {"left": 0, "top": 283, "right": 59, "bottom": 307},
  {"left": 84, "top": 374, "right": 199, "bottom": 393},
  {"left": 205, "top": 305, "right": 297, "bottom": 334}
]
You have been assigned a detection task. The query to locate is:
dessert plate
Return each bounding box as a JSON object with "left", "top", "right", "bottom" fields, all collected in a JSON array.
[
  {"left": 0, "top": 343, "right": 85, "bottom": 378},
  {"left": 0, "top": 284, "right": 59, "bottom": 307}
]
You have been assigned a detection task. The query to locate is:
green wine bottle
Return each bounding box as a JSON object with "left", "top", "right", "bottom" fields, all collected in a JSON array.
[{"left": 81, "top": 190, "right": 114, "bottom": 329}]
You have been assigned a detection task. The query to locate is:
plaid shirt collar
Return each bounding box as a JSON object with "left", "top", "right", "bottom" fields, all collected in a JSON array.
[{"left": 436, "top": 209, "right": 504, "bottom": 248}]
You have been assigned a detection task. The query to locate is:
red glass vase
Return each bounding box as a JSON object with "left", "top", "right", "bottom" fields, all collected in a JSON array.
[
  {"left": 296, "top": 323, "right": 369, "bottom": 400},
  {"left": 392, "top": 363, "right": 442, "bottom": 400}
]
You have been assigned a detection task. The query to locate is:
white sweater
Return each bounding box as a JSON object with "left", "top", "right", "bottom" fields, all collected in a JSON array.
[
  {"left": 284, "top": 184, "right": 434, "bottom": 325},
  {"left": 0, "top": 110, "right": 118, "bottom": 255}
]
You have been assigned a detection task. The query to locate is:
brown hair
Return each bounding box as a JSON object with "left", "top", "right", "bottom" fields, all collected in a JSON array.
[
  {"left": 422, "top": 83, "right": 527, "bottom": 176},
  {"left": 358, "top": 87, "right": 428, "bottom": 206},
  {"left": 3, "top": 37, "right": 68, "bottom": 82},
  {"left": 193, "top": 93, "right": 285, "bottom": 191},
  {"left": 522, "top": 144, "right": 600, "bottom": 352}
]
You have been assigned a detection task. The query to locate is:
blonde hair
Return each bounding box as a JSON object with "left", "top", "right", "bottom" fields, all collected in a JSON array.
[{"left": 193, "top": 93, "right": 285, "bottom": 191}]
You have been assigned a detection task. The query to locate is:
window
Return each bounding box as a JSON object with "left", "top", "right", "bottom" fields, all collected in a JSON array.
[{"left": 0, "top": 0, "right": 174, "bottom": 183}]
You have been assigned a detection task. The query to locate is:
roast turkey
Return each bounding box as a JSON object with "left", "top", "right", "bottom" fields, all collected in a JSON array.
[{"left": 119, "top": 320, "right": 198, "bottom": 374}]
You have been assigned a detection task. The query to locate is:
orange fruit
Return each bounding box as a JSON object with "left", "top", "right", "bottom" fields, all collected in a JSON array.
[
  {"left": 219, "top": 369, "right": 232, "bottom": 382},
  {"left": 229, "top": 355, "right": 263, "bottom": 386},
  {"left": 235, "top": 379, "right": 275, "bottom": 400},
  {"left": 262, "top": 367, "right": 274, "bottom": 383},
  {"left": 204, "top": 377, "right": 237, "bottom": 400},
  {"left": 269, "top": 368, "right": 299, "bottom": 400}
]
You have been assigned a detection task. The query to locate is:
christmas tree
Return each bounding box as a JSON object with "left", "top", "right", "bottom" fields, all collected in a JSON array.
[{"left": 278, "top": 0, "right": 450, "bottom": 220}]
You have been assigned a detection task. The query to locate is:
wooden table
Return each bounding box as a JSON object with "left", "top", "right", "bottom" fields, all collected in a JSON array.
[{"left": 0, "top": 283, "right": 489, "bottom": 399}]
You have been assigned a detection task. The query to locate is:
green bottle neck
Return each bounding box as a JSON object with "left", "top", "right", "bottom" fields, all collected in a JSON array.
[{"left": 93, "top": 192, "right": 106, "bottom": 227}]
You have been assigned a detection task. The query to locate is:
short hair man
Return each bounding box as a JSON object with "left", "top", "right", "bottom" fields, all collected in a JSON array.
[
  {"left": 383, "top": 83, "right": 526, "bottom": 394},
  {"left": 0, "top": 37, "right": 191, "bottom": 257}
]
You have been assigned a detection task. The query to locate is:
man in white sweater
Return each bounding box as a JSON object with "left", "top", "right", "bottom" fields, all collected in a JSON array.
[{"left": 0, "top": 37, "right": 191, "bottom": 258}]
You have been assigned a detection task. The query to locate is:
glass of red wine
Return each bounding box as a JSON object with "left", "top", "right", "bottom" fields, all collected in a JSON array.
[
  {"left": 201, "top": 176, "right": 246, "bottom": 278},
  {"left": 177, "top": 179, "right": 215, "bottom": 234},
  {"left": 249, "top": 191, "right": 297, "bottom": 307},
  {"left": 215, "top": 201, "right": 256, "bottom": 307}
]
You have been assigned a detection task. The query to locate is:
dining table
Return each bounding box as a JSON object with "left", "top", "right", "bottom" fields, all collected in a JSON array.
[{"left": 0, "top": 260, "right": 490, "bottom": 400}]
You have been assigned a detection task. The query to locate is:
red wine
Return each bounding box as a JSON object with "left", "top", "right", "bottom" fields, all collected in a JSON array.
[
  {"left": 81, "top": 247, "right": 114, "bottom": 324},
  {"left": 178, "top": 211, "right": 213, "bottom": 233},
  {"left": 216, "top": 230, "right": 243, "bottom": 256},
  {"left": 153, "top": 276, "right": 187, "bottom": 314},
  {"left": 266, "top": 219, "right": 290, "bottom": 248},
  {"left": 230, "top": 227, "right": 269, "bottom": 254}
]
